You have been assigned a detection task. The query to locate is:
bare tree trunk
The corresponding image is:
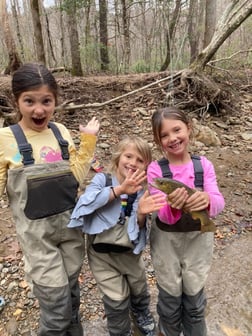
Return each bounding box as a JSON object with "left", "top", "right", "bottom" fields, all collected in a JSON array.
[
  {"left": 43, "top": 7, "right": 56, "bottom": 66},
  {"left": 113, "top": 0, "right": 120, "bottom": 73},
  {"left": 160, "top": 0, "right": 182, "bottom": 71},
  {"left": 11, "top": 0, "right": 25, "bottom": 61},
  {"left": 30, "top": 0, "right": 46, "bottom": 64},
  {"left": 99, "top": 0, "right": 109, "bottom": 71},
  {"left": 190, "top": 0, "right": 252, "bottom": 72},
  {"left": 203, "top": 0, "right": 217, "bottom": 48},
  {"left": 57, "top": 0, "right": 67, "bottom": 67},
  {"left": 187, "top": 0, "right": 200, "bottom": 63},
  {"left": 121, "top": 0, "right": 130, "bottom": 73},
  {"left": 83, "top": 0, "right": 91, "bottom": 69},
  {"left": 1, "top": 0, "right": 22, "bottom": 74},
  {"left": 66, "top": 2, "right": 83, "bottom": 76}
]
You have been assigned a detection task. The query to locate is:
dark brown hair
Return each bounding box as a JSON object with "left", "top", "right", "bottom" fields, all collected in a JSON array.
[{"left": 11, "top": 63, "right": 58, "bottom": 122}]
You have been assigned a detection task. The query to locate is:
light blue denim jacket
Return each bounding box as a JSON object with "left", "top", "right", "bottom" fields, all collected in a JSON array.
[{"left": 68, "top": 172, "right": 147, "bottom": 254}]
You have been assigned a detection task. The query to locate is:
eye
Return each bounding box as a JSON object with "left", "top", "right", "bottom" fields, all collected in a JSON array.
[
  {"left": 43, "top": 98, "right": 54, "bottom": 105},
  {"left": 24, "top": 98, "right": 33, "bottom": 105}
]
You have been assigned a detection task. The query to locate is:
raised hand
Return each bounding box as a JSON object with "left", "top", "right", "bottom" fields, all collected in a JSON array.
[
  {"left": 117, "top": 168, "right": 147, "bottom": 195},
  {"left": 79, "top": 117, "right": 100, "bottom": 135}
]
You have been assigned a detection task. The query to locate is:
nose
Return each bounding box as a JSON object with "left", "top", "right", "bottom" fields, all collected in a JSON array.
[
  {"left": 129, "top": 157, "right": 137, "bottom": 167},
  {"left": 34, "top": 104, "right": 45, "bottom": 114},
  {"left": 169, "top": 133, "right": 177, "bottom": 142}
]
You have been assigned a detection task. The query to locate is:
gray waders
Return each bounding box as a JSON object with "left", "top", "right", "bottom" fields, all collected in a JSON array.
[
  {"left": 102, "top": 288, "right": 154, "bottom": 336},
  {"left": 157, "top": 285, "right": 207, "bottom": 336},
  {"left": 7, "top": 123, "right": 85, "bottom": 336}
]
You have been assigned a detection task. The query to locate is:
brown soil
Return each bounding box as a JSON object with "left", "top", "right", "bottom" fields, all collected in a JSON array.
[{"left": 0, "top": 71, "right": 251, "bottom": 336}]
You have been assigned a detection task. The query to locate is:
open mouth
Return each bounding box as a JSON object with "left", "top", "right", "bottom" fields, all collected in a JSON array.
[{"left": 32, "top": 118, "right": 46, "bottom": 126}]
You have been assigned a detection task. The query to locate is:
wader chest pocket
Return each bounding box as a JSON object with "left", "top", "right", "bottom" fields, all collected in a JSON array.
[{"left": 24, "top": 172, "right": 78, "bottom": 219}]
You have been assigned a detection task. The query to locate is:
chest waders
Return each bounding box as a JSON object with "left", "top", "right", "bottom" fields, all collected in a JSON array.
[
  {"left": 87, "top": 175, "right": 156, "bottom": 336},
  {"left": 151, "top": 156, "right": 210, "bottom": 336},
  {"left": 7, "top": 123, "right": 84, "bottom": 336},
  {"left": 157, "top": 155, "right": 204, "bottom": 232}
]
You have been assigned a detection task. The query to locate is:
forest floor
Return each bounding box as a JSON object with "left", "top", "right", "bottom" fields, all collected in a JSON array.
[{"left": 0, "top": 69, "right": 251, "bottom": 336}]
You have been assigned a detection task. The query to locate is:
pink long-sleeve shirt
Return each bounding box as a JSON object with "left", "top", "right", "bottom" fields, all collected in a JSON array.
[{"left": 147, "top": 156, "right": 225, "bottom": 225}]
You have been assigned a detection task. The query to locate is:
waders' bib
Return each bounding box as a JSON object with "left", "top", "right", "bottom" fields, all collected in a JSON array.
[{"left": 6, "top": 124, "right": 84, "bottom": 287}]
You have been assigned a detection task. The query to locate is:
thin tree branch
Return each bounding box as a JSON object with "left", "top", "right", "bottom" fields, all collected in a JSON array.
[{"left": 207, "top": 49, "right": 252, "bottom": 64}]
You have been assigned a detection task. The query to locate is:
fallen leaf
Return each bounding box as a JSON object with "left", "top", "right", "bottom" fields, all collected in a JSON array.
[
  {"left": 221, "top": 324, "right": 245, "bottom": 336},
  {"left": 13, "top": 308, "right": 23, "bottom": 316}
]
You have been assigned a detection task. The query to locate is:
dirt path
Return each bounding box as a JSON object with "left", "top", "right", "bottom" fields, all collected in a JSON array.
[
  {"left": 206, "top": 233, "right": 252, "bottom": 336},
  {"left": 80, "top": 233, "right": 252, "bottom": 336}
]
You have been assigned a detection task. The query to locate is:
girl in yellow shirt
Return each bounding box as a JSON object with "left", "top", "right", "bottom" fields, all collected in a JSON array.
[{"left": 0, "top": 63, "right": 100, "bottom": 336}]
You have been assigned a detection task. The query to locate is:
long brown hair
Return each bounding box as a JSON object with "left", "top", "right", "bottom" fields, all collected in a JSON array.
[{"left": 151, "top": 107, "right": 192, "bottom": 152}]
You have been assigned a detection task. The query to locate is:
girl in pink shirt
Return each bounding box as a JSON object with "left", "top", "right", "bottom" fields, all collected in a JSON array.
[{"left": 147, "top": 107, "right": 225, "bottom": 336}]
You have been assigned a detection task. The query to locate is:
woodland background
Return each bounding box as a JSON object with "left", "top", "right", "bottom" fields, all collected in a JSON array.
[{"left": 0, "top": 0, "right": 251, "bottom": 76}]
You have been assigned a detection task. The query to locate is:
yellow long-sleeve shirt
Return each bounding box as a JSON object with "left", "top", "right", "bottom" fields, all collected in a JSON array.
[{"left": 0, "top": 122, "right": 97, "bottom": 196}]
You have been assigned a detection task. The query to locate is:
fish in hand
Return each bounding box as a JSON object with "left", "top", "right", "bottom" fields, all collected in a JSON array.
[{"left": 150, "top": 177, "right": 216, "bottom": 233}]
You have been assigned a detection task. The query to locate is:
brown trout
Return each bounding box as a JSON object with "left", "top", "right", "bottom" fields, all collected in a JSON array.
[{"left": 150, "top": 177, "right": 216, "bottom": 233}]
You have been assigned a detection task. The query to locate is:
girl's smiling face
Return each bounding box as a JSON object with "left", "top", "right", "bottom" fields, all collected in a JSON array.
[
  {"left": 160, "top": 118, "right": 191, "bottom": 159},
  {"left": 17, "top": 85, "right": 56, "bottom": 132},
  {"left": 116, "top": 144, "right": 146, "bottom": 183}
]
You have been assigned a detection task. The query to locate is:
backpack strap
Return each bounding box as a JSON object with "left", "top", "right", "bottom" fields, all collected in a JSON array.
[
  {"left": 103, "top": 172, "right": 137, "bottom": 216},
  {"left": 157, "top": 155, "right": 204, "bottom": 188},
  {"left": 48, "top": 122, "right": 69, "bottom": 160},
  {"left": 10, "top": 124, "right": 34, "bottom": 166}
]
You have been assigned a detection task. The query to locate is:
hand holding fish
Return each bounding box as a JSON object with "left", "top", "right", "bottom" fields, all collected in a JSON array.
[
  {"left": 150, "top": 177, "right": 216, "bottom": 232},
  {"left": 166, "top": 187, "right": 189, "bottom": 210},
  {"left": 184, "top": 191, "right": 210, "bottom": 212}
]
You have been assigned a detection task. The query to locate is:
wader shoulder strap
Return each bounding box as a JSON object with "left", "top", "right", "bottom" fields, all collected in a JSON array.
[
  {"left": 157, "top": 157, "right": 172, "bottom": 178},
  {"left": 190, "top": 155, "right": 203, "bottom": 188},
  {"left": 48, "top": 122, "right": 69, "bottom": 160},
  {"left": 10, "top": 123, "right": 70, "bottom": 166},
  {"left": 157, "top": 155, "right": 204, "bottom": 188},
  {"left": 10, "top": 124, "right": 34, "bottom": 166},
  {"left": 103, "top": 172, "right": 137, "bottom": 216}
]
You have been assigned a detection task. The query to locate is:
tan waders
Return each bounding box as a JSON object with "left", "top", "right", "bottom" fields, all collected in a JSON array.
[
  {"left": 7, "top": 124, "right": 85, "bottom": 336},
  {"left": 150, "top": 217, "right": 213, "bottom": 336},
  {"left": 88, "top": 242, "right": 155, "bottom": 336}
]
